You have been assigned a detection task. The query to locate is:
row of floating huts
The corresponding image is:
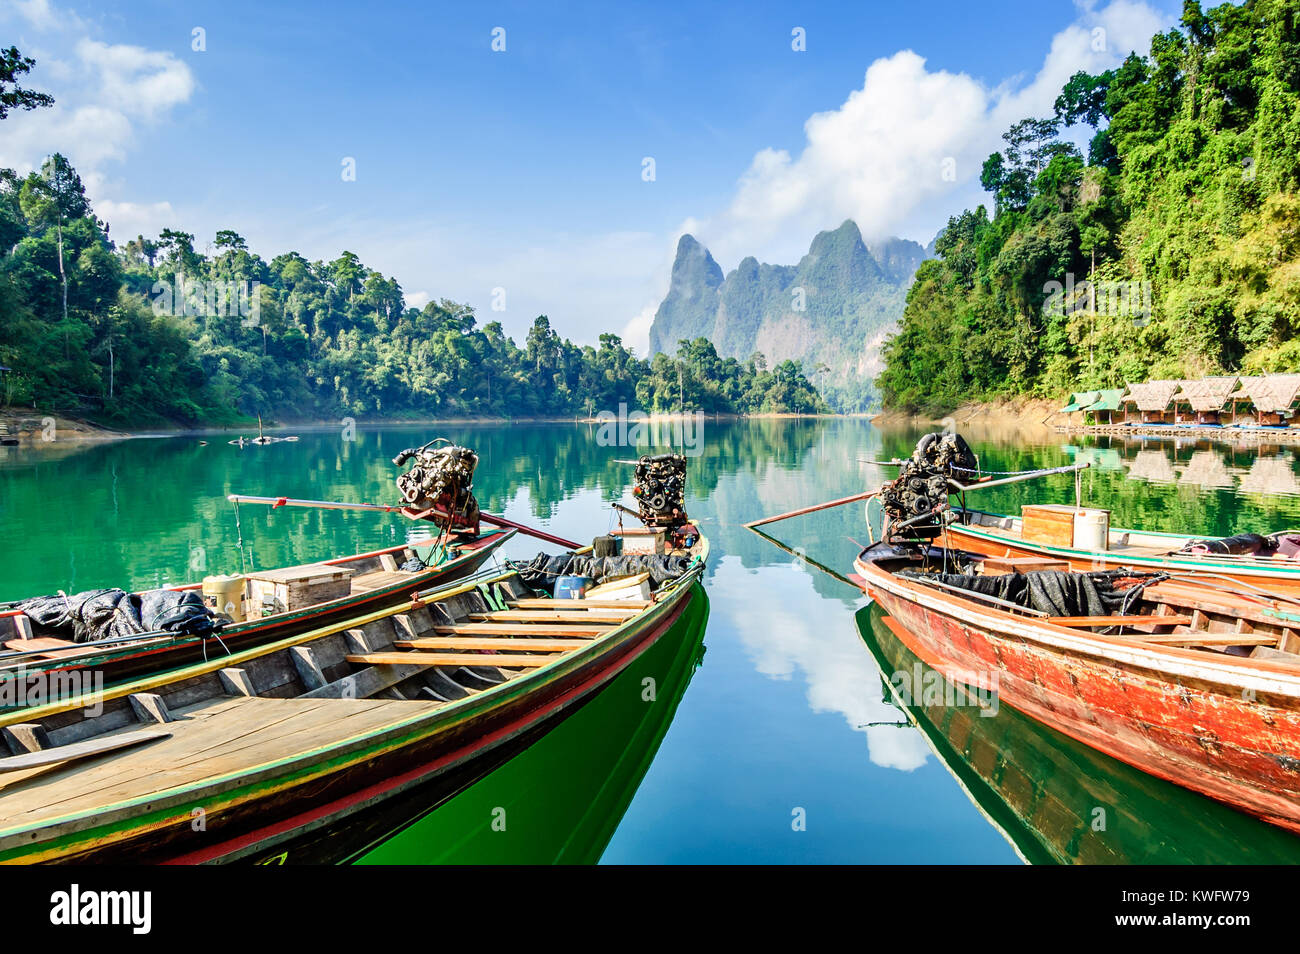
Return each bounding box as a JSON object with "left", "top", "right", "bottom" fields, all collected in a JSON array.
[{"left": 1060, "top": 374, "right": 1300, "bottom": 431}]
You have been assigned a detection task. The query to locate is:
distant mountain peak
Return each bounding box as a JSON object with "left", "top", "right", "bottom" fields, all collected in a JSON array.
[{"left": 647, "top": 221, "right": 930, "bottom": 411}]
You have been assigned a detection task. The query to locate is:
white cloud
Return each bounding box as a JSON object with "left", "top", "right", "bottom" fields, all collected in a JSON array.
[
  {"left": 691, "top": 0, "right": 1169, "bottom": 269},
  {"left": 0, "top": 1, "right": 194, "bottom": 231},
  {"left": 11, "top": 0, "right": 83, "bottom": 31},
  {"left": 93, "top": 198, "right": 176, "bottom": 242},
  {"left": 710, "top": 554, "right": 934, "bottom": 772},
  {"left": 74, "top": 39, "right": 194, "bottom": 120},
  {"left": 620, "top": 301, "right": 659, "bottom": 356}
]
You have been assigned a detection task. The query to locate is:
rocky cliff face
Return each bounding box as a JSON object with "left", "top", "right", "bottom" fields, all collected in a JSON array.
[{"left": 648, "top": 221, "right": 926, "bottom": 411}]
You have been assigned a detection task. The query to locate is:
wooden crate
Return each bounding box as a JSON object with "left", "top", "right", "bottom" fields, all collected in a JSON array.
[
  {"left": 1021, "top": 505, "right": 1079, "bottom": 548},
  {"left": 611, "top": 528, "right": 666, "bottom": 556},
  {"left": 246, "top": 564, "right": 355, "bottom": 616},
  {"left": 979, "top": 555, "right": 1071, "bottom": 576}
]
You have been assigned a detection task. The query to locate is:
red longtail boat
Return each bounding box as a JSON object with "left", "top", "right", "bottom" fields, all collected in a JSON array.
[{"left": 852, "top": 541, "right": 1300, "bottom": 833}]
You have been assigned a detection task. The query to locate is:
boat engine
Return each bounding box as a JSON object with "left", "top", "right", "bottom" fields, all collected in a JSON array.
[
  {"left": 879, "top": 432, "right": 977, "bottom": 542},
  {"left": 392, "top": 440, "right": 481, "bottom": 532},
  {"left": 633, "top": 453, "right": 688, "bottom": 528}
]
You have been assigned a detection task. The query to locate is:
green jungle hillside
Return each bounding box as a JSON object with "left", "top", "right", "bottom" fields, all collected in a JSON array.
[{"left": 878, "top": 0, "right": 1300, "bottom": 413}]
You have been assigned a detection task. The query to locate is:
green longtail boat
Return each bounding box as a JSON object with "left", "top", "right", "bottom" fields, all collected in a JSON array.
[{"left": 0, "top": 533, "right": 708, "bottom": 865}]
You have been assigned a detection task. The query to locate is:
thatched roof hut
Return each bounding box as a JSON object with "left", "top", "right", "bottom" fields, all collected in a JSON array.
[
  {"left": 1238, "top": 375, "right": 1300, "bottom": 414},
  {"left": 1177, "top": 376, "right": 1240, "bottom": 412},
  {"left": 1123, "top": 380, "right": 1181, "bottom": 411}
]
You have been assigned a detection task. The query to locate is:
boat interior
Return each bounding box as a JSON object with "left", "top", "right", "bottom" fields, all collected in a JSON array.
[
  {"left": 0, "top": 545, "right": 706, "bottom": 829},
  {"left": 959, "top": 508, "right": 1300, "bottom": 562},
  {"left": 0, "top": 533, "right": 507, "bottom": 670},
  {"left": 860, "top": 542, "right": 1300, "bottom": 666}
]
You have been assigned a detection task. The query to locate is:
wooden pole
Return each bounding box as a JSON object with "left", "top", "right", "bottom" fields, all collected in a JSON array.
[
  {"left": 744, "top": 489, "right": 879, "bottom": 529},
  {"left": 226, "top": 494, "right": 582, "bottom": 550}
]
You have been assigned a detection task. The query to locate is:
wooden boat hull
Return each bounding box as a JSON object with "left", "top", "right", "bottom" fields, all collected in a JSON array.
[
  {"left": 0, "top": 553, "right": 708, "bottom": 865},
  {"left": 0, "top": 531, "right": 512, "bottom": 699},
  {"left": 857, "top": 602, "right": 1300, "bottom": 863},
  {"left": 945, "top": 511, "right": 1300, "bottom": 596},
  {"left": 264, "top": 589, "right": 708, "bottom": 865},
  {"left": 854, "top": 552, "right": 1300, "bottom": 833}
]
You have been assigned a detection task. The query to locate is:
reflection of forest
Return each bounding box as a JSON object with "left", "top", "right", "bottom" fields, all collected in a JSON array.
[{"left": 8, "top": 421, "right": 1300, "bottom": 604}]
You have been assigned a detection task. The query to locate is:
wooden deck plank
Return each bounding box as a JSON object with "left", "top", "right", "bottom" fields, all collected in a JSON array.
[
  {"left": 469, "top": 610, "right": 637, "bottom": 623},
  {"left": 1048, "top": 614, "right": 1193, "bottom": 627},
  {"left": 395, "top": 637, "right": 591, "bottom": 651},
  {"left": 0, "top": 698, "right": 421, "bottom": 823},
  {"left": 0, "top": 728, "right": 170, "bottom": 774},
  {"left": 508, "top": 598, "right": 651, "bottom": 610},
  {"left": 432, "top": 623, "right": 612, "bottom": 636},
  {"left": 346, "top": 652, "right": 558, "bottom": 668}
]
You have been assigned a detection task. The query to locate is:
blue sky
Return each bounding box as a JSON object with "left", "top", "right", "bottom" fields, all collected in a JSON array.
[{"left": 1, "top": 0, "right": 1179, "bottom": 349}]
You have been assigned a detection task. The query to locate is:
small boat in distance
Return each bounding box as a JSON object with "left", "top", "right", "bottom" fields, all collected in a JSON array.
[
  {"left": 851, "top": 540, "right": 1300, "bottom": 833},
  {"left": 0, "top": 534, "right": 709, "bottom": 864}
]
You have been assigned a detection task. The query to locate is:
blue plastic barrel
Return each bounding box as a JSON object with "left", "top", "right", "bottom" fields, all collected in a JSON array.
[{"left": 554, "top": 575, "right": 591, "bottom": 599}]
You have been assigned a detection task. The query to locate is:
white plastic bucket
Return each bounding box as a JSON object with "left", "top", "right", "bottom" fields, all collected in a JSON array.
[{"left": 1073, "top": 510, "right": 1110, "bottom": 552}]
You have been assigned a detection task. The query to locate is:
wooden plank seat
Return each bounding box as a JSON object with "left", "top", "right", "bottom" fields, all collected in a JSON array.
[
  {"left": 346, "top": 652, "right": 558, "bottom": 669},
  {"left": 349, "top": 570, "right": 416, "bottom": 594},
  {"left": 395, "top": 637, "right": 591, "bottom": 651},
  {"left": 433, "top": 623, "right": 613, "bottom": 636},
  {"left": 1047, "top": 614, "right": 1193, "bottom": 628},
  {"left": 508, "top": 598, "right": 652, "bottom": 610},
  {"left": 3, "top": 637, "right": 79, "bottom": 654},
  {"left": 468, "top": 610, "right": 639, "bottom": 623},
  {"left": 1134, "top": 632, "right": 1279, "bottom": 647}
]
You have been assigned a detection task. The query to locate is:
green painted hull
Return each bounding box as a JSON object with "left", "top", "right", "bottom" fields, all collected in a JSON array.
[{"left": 352, "top": 588, "right": 709, "bottom": 864}]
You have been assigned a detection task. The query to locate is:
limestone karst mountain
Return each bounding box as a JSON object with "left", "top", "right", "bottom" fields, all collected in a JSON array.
[{"left": 648, "top": 221, "right": 926, "bottom": 411}]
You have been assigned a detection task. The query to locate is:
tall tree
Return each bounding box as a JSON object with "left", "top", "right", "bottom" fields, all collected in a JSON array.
[{"left": 0, "top": 47, "right": 54, "bottom": 119}]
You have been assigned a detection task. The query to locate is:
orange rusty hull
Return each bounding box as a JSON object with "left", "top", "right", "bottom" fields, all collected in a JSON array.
[{"left": 855, "top": 556, "right": 1300, "bottom": 833}]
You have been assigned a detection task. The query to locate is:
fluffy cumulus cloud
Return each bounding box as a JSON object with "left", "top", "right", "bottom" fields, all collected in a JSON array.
[
  {"left": 0, "top": 0, "right": 194, "bottom": 231},
  {"left": 681, "top": 0, "right": 1169, "bottom": 276}
]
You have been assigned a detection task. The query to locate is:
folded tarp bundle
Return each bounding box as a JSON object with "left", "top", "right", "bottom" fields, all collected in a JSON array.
[
  {"left": 510, "top": 552, "right": 691, "bottom": 593},
  {"left": 898, "top": 568, "right": 1133, "bottom": 618},
  {"left": 17, "top": 588, "right": 216, "bottom": 643}
]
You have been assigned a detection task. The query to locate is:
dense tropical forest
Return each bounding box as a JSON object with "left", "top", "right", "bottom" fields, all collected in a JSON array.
[
  {"left": 0, "top": 49, "right": 826, "bottom": 427},
  {"left": 879, "top": 0, "right": 1300, "bottom": 413}
]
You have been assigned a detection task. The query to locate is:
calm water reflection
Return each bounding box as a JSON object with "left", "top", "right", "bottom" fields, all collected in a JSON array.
[{"left": 2, "top": 419, "right": 1299, "bottom": 862}]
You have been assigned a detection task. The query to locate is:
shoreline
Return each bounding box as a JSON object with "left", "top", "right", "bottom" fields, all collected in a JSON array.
[
  {"left": 870, "top": 397, "right": 1061, "bottom": 439},
  {"left": 0, "top": 409, "right": 847, "bottom": 443}
]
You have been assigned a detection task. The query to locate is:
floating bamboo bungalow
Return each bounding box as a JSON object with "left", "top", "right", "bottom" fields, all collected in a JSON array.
[
  {"left": 1059, "top": 390, "right": 1101, "bottom": 425},
  {"left": 1122, "top": 380, "right": 1181, "bottom": 424},
  {"left": 1176, "top": 376, "right": 1239, "bottom": 425},
  {"left": 1082, "top": 388, "right": 1125, "bottom": 424},
  {"left": 1237, "top": 374, "right": 1300, "bottom": 426}
]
